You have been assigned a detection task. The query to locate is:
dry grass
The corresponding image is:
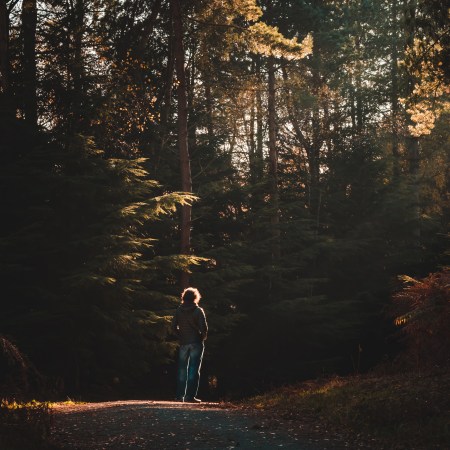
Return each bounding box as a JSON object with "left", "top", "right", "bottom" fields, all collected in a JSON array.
[
  {"left": 246, "top": 369, "right": 450, "bottom": 449},
  {"left": 0, "top": 400, "right": 55, "bottom": 449}
]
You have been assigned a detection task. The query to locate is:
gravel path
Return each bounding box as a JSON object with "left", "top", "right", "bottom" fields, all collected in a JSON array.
[{"left": 50, "top": 400, "right": 347, "bottom": 450}]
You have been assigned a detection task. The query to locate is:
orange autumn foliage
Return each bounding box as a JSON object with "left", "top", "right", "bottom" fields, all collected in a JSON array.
[{"left": 393, "top": 268, "right": 450, "bottom": 368}]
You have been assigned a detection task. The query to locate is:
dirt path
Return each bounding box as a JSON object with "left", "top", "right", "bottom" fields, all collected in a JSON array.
[{"left": 50, "top": 400, "right": 348, "bottom": 449}]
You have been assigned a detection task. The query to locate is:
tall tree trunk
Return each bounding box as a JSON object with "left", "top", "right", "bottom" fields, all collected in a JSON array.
[
  {"left": 205, "top": 76, "right": 213, "bottom": 145},
  {"left": 248, "top": 57, "right": 265, "bottom": 211},
  {"left": 155, "top": 29, "right": 174, "bottom": 173},
  {"left": 248, "top": 58, "right": 259, "bottom": 186},
  {"left": 406, "top": 135, "right": 421, "bottom": 240},
  {"left": 267, "top": 56, "right": 280, "bottom": 262},
  {"left": 171, "top": 0, "right": 192, "bottom": 288},
  {"left": 391, "top": 0, "right": 400, "bottom": 179},
  {"left": 255, "top": 58, "right": 264, "bottom": 181},
  {"left": 71, "top": 0, "right": 85, "bottom": 133},
  {"left": 355, "top": 35, "right": 363, "bottom": 133},
  {"left": 349, "top": 82, "right": 356, "bottom": 131},
  {"left": 355, "top": 77, "right": 363, "bottom": 132},
  {"left": 21, "top": 0, "right": 37, "bottom": 130},
  {"left": 352, "top": 5, "right": 364, "bottom": 134},
  {"left": 0, "top": 0, "right": 11, "bottom": 120},
  {"left": 186, "top": 42, "right": 196, "bottom": 157},
  {"left": 404, "top": 0, "right": 421, "bottom": 244},
  {"left": 310, "top": 61, "right": 321, "bottom": 219},
  {"left": 249, "top": 88, "right": 257, "bottom": 183}
]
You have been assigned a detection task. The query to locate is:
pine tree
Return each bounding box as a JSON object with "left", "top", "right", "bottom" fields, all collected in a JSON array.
[{"left": 0, "top": 133, "right": 197, "bottom": 394}]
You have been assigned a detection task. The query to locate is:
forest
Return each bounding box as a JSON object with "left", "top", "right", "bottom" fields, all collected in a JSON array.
[{"left": 0, "top": 0, "right": 449, "bottom": 406}]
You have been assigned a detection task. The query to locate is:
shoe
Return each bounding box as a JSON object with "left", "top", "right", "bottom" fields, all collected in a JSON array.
[
  {"left": 174, "top": 397, "right": 184, "bottom": 402},
  {"left": 185, "top": 397, "right": 201, "bottom": 403}
]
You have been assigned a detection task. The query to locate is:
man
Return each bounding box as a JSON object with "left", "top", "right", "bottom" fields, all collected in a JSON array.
[{"left": 171, "top": 287, "right": 208, "bottom": 403}]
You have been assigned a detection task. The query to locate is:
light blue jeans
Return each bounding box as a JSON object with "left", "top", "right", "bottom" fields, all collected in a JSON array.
[{"left": 176, "top": 342, "right": 204, "bottom": 400}]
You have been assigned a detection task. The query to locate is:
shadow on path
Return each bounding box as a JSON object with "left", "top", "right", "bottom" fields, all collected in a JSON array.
[{"left": 50, "top": 400, "right": 344, "bottom": 449}]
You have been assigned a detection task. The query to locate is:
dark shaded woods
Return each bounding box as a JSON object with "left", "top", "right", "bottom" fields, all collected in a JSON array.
[{"left": 0, "top": 0, "right": 448, "bottom": 402}]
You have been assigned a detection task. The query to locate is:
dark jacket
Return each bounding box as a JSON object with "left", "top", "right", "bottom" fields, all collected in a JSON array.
[{"left": 171, "top": 303, "right": 208, "bottom": 345}]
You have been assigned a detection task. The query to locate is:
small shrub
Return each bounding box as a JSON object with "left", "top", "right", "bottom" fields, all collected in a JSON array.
[
  {"left": 393, "top": 268, "right": 450, "bottom": 368},
  {"left": 0, "top": 400, "right": 54, "bottom": 450}
]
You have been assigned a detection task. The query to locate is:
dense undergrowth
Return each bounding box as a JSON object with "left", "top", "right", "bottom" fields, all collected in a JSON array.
[
  {"left": 246, "top": 369, "right": 450, "bottom": 449},
  {"left": 0, "top": 400, "right": 55, "bottom": 450}
]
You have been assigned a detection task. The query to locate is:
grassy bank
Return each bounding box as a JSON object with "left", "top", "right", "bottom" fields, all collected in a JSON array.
[
  {"left": 0, "top": 400, "right": 55, "bottom": 450},
  {"left": 246, "top": 370, "right": 450, "bottom": 449}
]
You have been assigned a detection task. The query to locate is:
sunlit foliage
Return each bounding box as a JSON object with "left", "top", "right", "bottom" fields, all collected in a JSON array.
[
  {"left": 402, "top": 40, "right": 450, "bottom": 137},
  {"left": 393, "top": 269, "right": 450, "bottom": 368}
]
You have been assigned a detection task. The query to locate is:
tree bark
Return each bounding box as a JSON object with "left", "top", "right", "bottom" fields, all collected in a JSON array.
[
  {"left": 255, "top": 57, "right": 264, "bottom": 182},
  {"left": 310, "top": 61, "right": 321, "bottom": 218},
  {"left": 171, "top": 0, "right": 192, "bottom": 288},
  {"left": 186, "top": 41, "right": 196, "bottom": 157},
  {"left": 249, "top": 57, "right": 264, "bottom": 186},
  {"left": 391, "top": 0, "right": 400, "bottom": 179},
  {"left": 406, "top": 135, "right": 421, "bottom": 240},
  {"left": 248, "top": 59, "right": 257, "bottom": 185},
  {"left": 205, "top": 77, "right": 213, "bottom": 145},
  {"left": 70, "top": 0, "right": 85, "bottom": 133},
  {"left": 403, "top": 0, "right": 421, "bottom": 245},
  {"left": 249, "top": 88, "right": 257, "bottom": 183},
  {"left": 155, "top": 29, "right": 175, "bottom": 171},
  {"left": 267, "top": 56, "right": 280, "bottom": 262},
  {"left": 21, "top": 0, "right": 37, "bottom": 130},
  {"left": 351, "top": 4, "right": 364, "bottom": 134},
  {"left": 0, "top": 0, "right": 11, "bottom": 120}
]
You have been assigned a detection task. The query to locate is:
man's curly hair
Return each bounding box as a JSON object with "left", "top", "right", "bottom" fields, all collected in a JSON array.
[{"left": 181, "top": 287, "right": 201, "bottom": 304}]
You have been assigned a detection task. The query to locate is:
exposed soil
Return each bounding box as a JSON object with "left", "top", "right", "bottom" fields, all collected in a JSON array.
[{"left": 49, "top": 400, "right": 351, "bottom": 449}]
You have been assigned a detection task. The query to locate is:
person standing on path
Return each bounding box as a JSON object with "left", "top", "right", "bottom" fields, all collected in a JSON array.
[{"left": 171, "top": 287, "right": 208, "bottom": 403}]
